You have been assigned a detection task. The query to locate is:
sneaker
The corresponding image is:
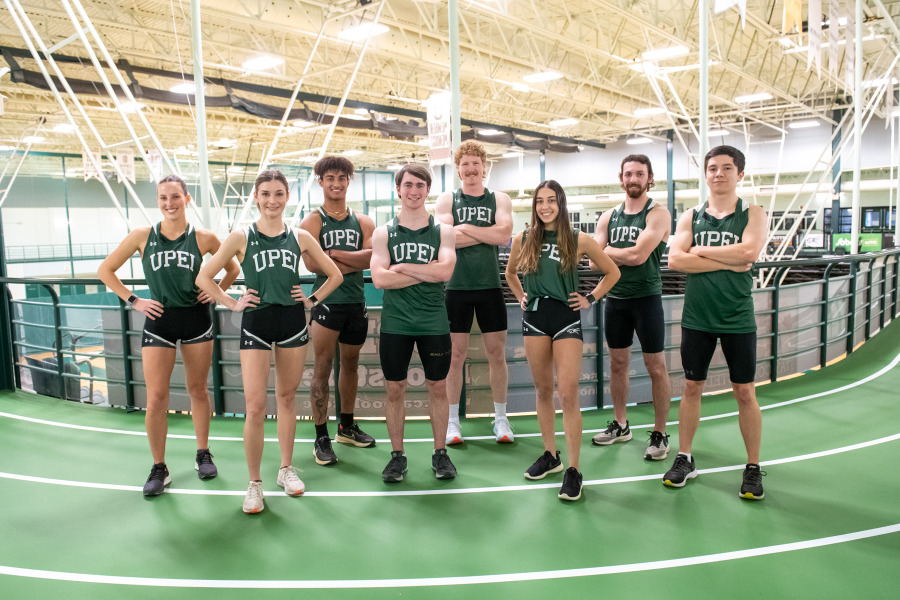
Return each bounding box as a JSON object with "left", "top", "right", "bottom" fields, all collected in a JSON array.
[
  {"left": 446, "top": 421, "right": 463, "bottom": 445},
  {"left": 558, "top": 467, "right": 583, "bottom": 501},
  {"left": 382, "top": 450, "right": 408, "bottom": 483},
  {"left": 662, "top": 453, "right": 698, "bottom": 488},
  {"left": 524, "top": 450, "right": 564, "bottom": 480},
  {"left": 314, "top": 435, "right": 338, "bottom": 466},
  {"left": 142, "top": 462, "right": 170, "bottom": 496},
  {"left": 492, "top": 418, "right": 515, "bottom": 443},
  {"left": 644, "top": 431, "right": 670, "bottom": 461},
  {"left": 194, "top": 449, "right": 218, "bottom": 479},
  {"left": 591, "top": 420, "right": 632, "bottom": 445},
  {"left": 242, "top": 481, "right": 265, "bottom": 514},
  {"left": 432, "top": 448, "right": 457, "bottom": 480},
  {"left": 739, "top": 464, "right": 766, "bottom": 500},
  {"left": 336, "top": 421, "right": 376, "bottom": 448},
  {"left": 276, "top": 465, "right": 305, "bottom": 496}
]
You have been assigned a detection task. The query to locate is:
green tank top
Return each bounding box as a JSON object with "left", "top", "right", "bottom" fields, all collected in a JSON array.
[
  {"left": 142, "top": 222, "right": 203, "bottom": 307},
  {"left": 606, "top": 199, "right": 665, "bottom": 299},
  {"left": 381, "top": 215, "right": 449, "bottom": 335},
  {"left": 240, "top": 223, "right": 302, "bottom": 311},
  {"left": 446, "top": 188, "right": 502, "bottom": 290},
  {"left": 315, "top": 207, "right": 364, "bottom": 304},
  {"left": 682, "top": 199, "right": 756, "bottom": 333},
  {"left": 522, "top": 229, "right": 580, "bottom": 310}
]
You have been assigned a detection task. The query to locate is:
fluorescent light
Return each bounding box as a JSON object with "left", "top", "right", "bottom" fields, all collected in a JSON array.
[
  {"left": 706, "top": 129, "right": 729, "bottom": 136},
  {"left": 242, "top": 55, "right": 284, "bottom": 71},
  {"left": 416, "top": 139, "right": 431, "bottom": 146},
  {"left": 734, "top": 92, "right": 773, "bottom": 103},
  {"left": 479, "top": 129, "right": 504, "bottom": 135},
  {"left": 502, "top": 151, "right": 523, "bottom": 158},
  {"left": 293, "top": 119, "right": 314, "bottom": 128},
  {"left": 354, "top": 108, "right": 369, "bottom": 115},
  {"left": 386, "top": 164, "right": 402, "bottom": 171},
  {"left": 341, "top": 113, "right": 370, "bottom": 121},
  {"left": 0, "top": 145, "right": 14, "bottom": 151},
  {"left": 523, "top": 70, "right": 563, "bottom": 83},
  {"left": 212, "top": 138, "right": 236, "bottom": 147},
  {"left": 788, "top": 120, "right": 820, "bottom": 129},
  {"left": 633, "top": 107, "right": 666, "bottom": 117},
  {"left": 628, "top": 62, "right": 658, "bottom": 74},
  {"left": 339, "top": 22, "right": 389, "bottom": 42},
  {"left": 626, "top": 137, "right": 652, "bottom": 145},
  {"left": 120, "top": 101, "right": 145, "bottom": 113},
  {"left": 170, "top": 82, "right": 203, "bottom": 94},
  {"left": 641, "top": 45, "right": 689, "bottom": 61},
  {"left": 52, "top": 123, "right": 77, "bottom": 133},
  {"left": 511, "top": 82, "right": 531, "bottom": 92},
  {"left": 342, "top": 149, "right": 363, "bottom": 156},
  {"left": 226, "top": 166, "right": 244, "bottom": 174},
  {"left": 861, "top": 77, "right": 899, "bottom": 89},
  {"left": 23, "top": 136, "right": 45, "bottom": 143},
  {"left": 549, "top": 118, "right": 579, "bottom": 127},
  {"left": 778, "top": 37, "right": 794, "bottom": 48}
]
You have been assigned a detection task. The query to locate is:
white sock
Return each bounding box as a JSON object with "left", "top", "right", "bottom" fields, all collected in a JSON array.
[
  {"left": 680, "top": 452, "right": 693, "bottom": 462},
  {"left": 494, "top": 402, "right": 507, "bottom": 420},
  {"left": 448, "top": 405, "right": 460, "bottom": 426}
]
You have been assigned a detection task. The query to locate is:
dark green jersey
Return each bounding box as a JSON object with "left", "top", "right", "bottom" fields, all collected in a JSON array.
[
  {"left": 142, "top": 222, "right": 203, "bottom": 307},
  {"left": 381, "top": 215, "right": 449, "bottom": 335},
  {"left": 682, "top": 199, "right": 756, "bottom": 333},
  {"left": 606, "top": 199, "right": 666, "bottom": 299},
  {"left": 522, "top": 229, "right": 579, "bottom": 310},
  {"left": 446, "top": 188, "right": 501, "bottom": 290},
  {"left": 315, "top": 207, "right": 364, "bottom": 304},
  {"left": 240, "top": 223, "right": 302, "bottom": 311}
]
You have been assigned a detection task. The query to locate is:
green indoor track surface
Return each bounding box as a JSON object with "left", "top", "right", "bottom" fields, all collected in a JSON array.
[{"left": 1, "top": 321, "right": 899, "bottom": 599}]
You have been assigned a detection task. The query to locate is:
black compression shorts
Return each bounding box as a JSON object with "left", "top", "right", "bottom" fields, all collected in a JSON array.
[
  {"left": 310, "top": 302, "right": 369, "bottom": 345},
  {"left": 142, "top": 304, "right": 213, "bottom": 348},
  {"left": 604, "top": 294, "right": 665, "bottom": 353},
  {"left": 680, "top": 327, "right": 757, "bottom": 384},
  {"left": 240, "top": 303, "right": 309, "bottom": 350},
  {"left": 445, "top": 288, "right": 508, "bottom": 334},
  {"left": 379, "top": 332, "right": 452, "bottom": 382}
]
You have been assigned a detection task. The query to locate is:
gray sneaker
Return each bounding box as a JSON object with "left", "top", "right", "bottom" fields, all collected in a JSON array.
[
  {"left": 644, "top": 431, "right": 670, "bottom": 461},
  {"left": 195, "top": 449, "right": 218, "bottom": 479},
  {"left": 592, "top": 420, "right": 632, "bottom": 445},
  {"left": 142, "top": 463, "right": 170, "bottom": 496},
  {"left": 432, "top": 448, "right": 457, "bottom": 480}
]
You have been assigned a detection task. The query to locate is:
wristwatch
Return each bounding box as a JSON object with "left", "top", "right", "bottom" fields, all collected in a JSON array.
[
  {"left": 308, "top": 294, "right": 319, "bottom": 307},
  {"left": 584, "top": 292, "right": 598, "bottom": 305},
  {"left": 127, "top": 294, "right": 138, "bottom": 305}
]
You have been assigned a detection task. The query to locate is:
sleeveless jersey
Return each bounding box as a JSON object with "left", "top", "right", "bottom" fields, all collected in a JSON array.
[
  {"left": 446, "top": 188, "right": 501, "bottom": 290},
  {"left": 316, "top": 207, "right": 364, "bottom": 304},
  {"left": 606, "top": 199, "right": 666, "bottom": 299},
  {"left": 142, "top": 222, "right": 203, "bottom": 307},
  {"left": 522, "top": 229, "right": 580, "bottom": 310},
  {"left": 240, "top": 223, "right": 302, "bottom": 311},
  {"left": 381, "top": 215, "right": 449, "bottom": 336},
  {"left": 682, "top": 199, "right": 756, "bottom": 333}
]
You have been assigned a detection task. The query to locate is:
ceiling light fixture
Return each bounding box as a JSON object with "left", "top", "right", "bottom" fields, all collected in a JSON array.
[
  {"left": 523, "top": 71, "right": 563, "bottom": 83},
  {"left": 735, "top": 92, "right": 773, "bottom": 103},
  {"left": 53, "top": 123, "right": 77, "bottom": 133},
  {"left": 706, "top": 129, "right": 729, "bottom": 136},
  {"left": 511, "top": 82, "right": 531, "bottom": 92},
  {"left": 120, "top": 101, "right": 146, "bottom": 113},
  {"left": 502, "top": 151, "right": 524, "bottom": 158},
  {"left": 641, "top": 45, "right": 689, "bottom": 61},
  {"left": 342, "top": 149, "right": 363, "bottom": 156},
  {"left": 241, "top": 55, "right": 284, "bottom": 71},
  {"left": 339, "top": 22, "right": 389, "bottom": 42},
  {"left": 170, "top": 82, "right": 202, "bottom": 94},
  {"left": 788, "top": 120, "right": 821, "bottom": 129},
  {"left": 478, "top": 129, "right": 504, "bottom": 135},
  {"left": 633, "top": 107, "right": 666, "bottom": 117},
  {"left": 23, "top": 136, "right": 45, "bottom": 144},
  {"left": 626, "top": 137, "right": 652, "bottom": 145},
  {"left": 548, "top": 118, "right": 579, "bottom": 127}
]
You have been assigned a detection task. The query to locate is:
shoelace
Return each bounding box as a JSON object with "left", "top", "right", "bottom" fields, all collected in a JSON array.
[
  {"left": 149, "top": 465, "right": 167, "bottom": 480},
  {"left": 197, "top": 451, "right": 214, "bottom": 465},
  {"left": 247, "top": 483, "right": 262, "bottom": 502},
  {"left": 672, "top": 455, "right": 692, "bottom": 472},
  {"left": 648, "top": 431, "right": 668, "bottom": 447},
  {"left": 605, "top": 421, "right": 620, "bottom": 434},
  {"left": 492, "top": 419, "right": 513, "bottom": 433},
  {"left": 744, "top": 468, "right": 766, "bottom": 485}
]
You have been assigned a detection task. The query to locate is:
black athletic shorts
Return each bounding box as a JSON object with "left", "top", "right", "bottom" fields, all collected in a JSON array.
[
  {"left": 445, "top": 288, "right": 508, "bottom": 334},
  {"left": 379, "top": 331, "right": 452, "bottom": 382},
  {"left": 604, "top": 294, "right": 665, "bottom": 353},
  {"left": 142, "top": 304, "right": 213, "bottom": 348},
  {"left": 680, "top": 327, "right": 757, "bottom": 384},
  {"left": 240, "top": 303, "right": 309, "bottom": 350},
  {"left": 310, "top": 302, "right": 369, "bottom": 345},
  {"left": 522, "top": 297, "right": 583, "bottom": 341}
]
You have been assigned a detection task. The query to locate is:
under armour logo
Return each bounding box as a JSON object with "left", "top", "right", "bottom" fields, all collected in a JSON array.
[
  {"left": 250, "top": 240, "right": 259, "bottom": 246},
  {"left": 148, "top": 241, "right": 157, "bottom": 246},
  {"left": 144, "top": 338, "right": 152, "bottom": 343},
  {"left": 318, "top": 314, "right": 326, "bottom": 320},
  {"left": 244, "top": 340, "right": 253, "bottom": 346}
]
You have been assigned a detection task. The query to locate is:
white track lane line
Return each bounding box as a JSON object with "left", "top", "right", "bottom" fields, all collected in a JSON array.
[
  {"left": 1, "top": 433, "right": 897, "bottom": 497},
  {"left": 3, "top": 349, "right": 899, "bottom": 444},
  {"left": 1, "top": 523, "right": 898, "bottom": 587}
]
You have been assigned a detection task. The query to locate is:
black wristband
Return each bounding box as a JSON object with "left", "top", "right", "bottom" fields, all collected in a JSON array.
[{"left": 584, "top": 293, "right": 598, "bottom": 305}]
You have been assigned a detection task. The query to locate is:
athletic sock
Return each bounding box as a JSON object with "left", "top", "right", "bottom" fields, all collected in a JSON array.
[
  {"left": 315, "top": 423, "right": 329, "bottom": 439},
  {"left": 680, "top": 452, "right": 692, "bottom": 462},
  {"left": 340, "top": 413, "right": 353, "bottom": 430},
  {"left": 448, "top": 405, "right": 460, "bottom": 425},
  {"left": 494, "top": 402, "right": 507, "bottom": 420}
]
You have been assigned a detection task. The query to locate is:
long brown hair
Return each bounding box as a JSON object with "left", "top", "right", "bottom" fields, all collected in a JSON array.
[{"left": 517, "top": 180, "right": 579, "bottom": 274}]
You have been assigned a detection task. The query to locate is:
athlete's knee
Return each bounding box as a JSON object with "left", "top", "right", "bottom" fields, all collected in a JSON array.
[
  {"left": 683, "top": 379, "right": 705, "bottom": 398},
  {"left": 609, "top": 351, "right": 630, "bottom": 372},
  {"left": 244, "top": 399, "right": 267, "bottom": 421}
]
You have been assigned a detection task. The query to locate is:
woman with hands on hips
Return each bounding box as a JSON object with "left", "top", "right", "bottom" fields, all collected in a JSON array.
[{"left": 196, "top": 169, "right": 342, "bottom": 514}]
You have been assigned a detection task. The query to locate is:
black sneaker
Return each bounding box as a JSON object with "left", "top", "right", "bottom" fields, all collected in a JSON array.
[
  {"left": 336, "top": 421, "right": 376, "bottom": 448},
  {"left": 662, "top": 453, "right": 697, "bottom": 488},
  {"left": 432, "top": 448, "right": 457, "bottom": 480},
  {"left": 739, "top": 463, "right": 766, "bottom": 500},
  {"left": 382, "top": 450, "right": 408, "bottom": 483},
  {"left": 558, "top": 467, "right": 583, "bottom": 501},
  {"left": 524, "top": 450, "right": 564, "bottom": 480},
  {"left": 142, "top": 462, "right": 171, "bottom": 496},
  {"left": 644, "top": 431, "right": 670, "bottom": 461},
  {"left": 195, "top": 449, "right": 218, "bottom": 479},
  {"left": 314, "top": 435, "right": 338, "bottom": 466}
]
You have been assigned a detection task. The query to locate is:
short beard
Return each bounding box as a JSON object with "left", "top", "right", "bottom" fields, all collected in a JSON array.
[{"left": 625, "top": 184, "right": 646, "bottom": 199}]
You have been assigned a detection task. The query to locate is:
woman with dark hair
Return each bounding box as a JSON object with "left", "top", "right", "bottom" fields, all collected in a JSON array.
[
  {"left": 505, "top": 180, "right": 620, "bottom": 501},
  {"left": 99, "top": 174, "right": 240, "bottom": 497},
  {"left": 197, "top": 169, "right": 342, "bottom": 514}
]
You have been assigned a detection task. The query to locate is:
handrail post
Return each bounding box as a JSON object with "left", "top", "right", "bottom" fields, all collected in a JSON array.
[
  {"left": 596, "top": 298, "right": 605, "bottom": 409},
  {"left": 41, "top": 284, "right": 66, "bottom": 400},
  {"left": 865, "top": 258, "right": 876, "bottom": 340},
  {"left": 847, "top": 260, "right": 858, "bottom": 355},
  {"left": 210, "top": 306, "right": 225, "bottom": 415},
  {"left": 771, "top": 267, "right": 784, "bottom": 383},
  {"left": 821, "top": 263, "right": 836, "bottom": 368},
  {"left": 118, "top": 297, "right": 135, "bottom": 410}
]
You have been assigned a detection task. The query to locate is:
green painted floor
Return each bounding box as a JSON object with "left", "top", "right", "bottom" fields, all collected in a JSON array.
[{"left": 2, "top": 322, "right": 899, "bottom": 599}]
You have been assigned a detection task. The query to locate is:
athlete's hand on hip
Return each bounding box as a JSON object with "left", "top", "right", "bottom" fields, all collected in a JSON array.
[
  {"left": 291, "top": 285, "right": 314, "bottom": 309},
  {"left": 133, "top": 298, "right": 164, "bottom": 320},
  {"left": 569, "top": 292, "right": 590, "bottom": 311},
  {"left": 197, "top": 290, "right": 214, "bottom": 304},
  {"left": 231, "top": 289, "right": 260, "bottom": 312},
  {"left": 519, "top": 293, "right": 528, "bottom": 311}
]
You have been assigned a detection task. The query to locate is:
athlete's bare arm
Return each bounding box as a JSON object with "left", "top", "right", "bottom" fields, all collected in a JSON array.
[
  {"left": 370, "top": 226, "right": 420, "bottom": 289},
  {"left": 454, "top": 191, "right": 513, "bottom": 246},
  {"left": 435, "top": 190, "right": 478, "bottom": 248},
  {"left": 569, "top": 233, "right": 620, "bottom": 310},
  {"left": 603, "top": 206, "right": 671, "bottom": 267},
  {"left": 329, "top": 213, "right": 374, "bottom": 270},
  {"left": 196, "top": 230, "right": 250, "bottom": 310},
  {"left": 689, "top": 204, "right": 766, "bottom": 266},
  {"left": 589, "top": 211, "right": 612, "bottom": 270},
  {"left": 196, "top": 229, "right": 240, "bottom": 298},
  {"left": 97, "top": 226, "right": 152, "bottom": 302},
  {"left": 296, "top": 228, "right": 343, "bottom": 303},
  {"left": 504, "top": 232, "right": 527, "bottom": 309},
  {"left": 668, "top": 210, "right": 751, "bottom": 274},
  {"left": 392, "top": 223, "right": 457, "bottom": 283}
]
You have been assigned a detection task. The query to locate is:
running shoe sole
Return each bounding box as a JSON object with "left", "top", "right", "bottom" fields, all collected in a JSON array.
[
  {"left": 739, "top": 491, "right": 765, "bottom": 501},
  {"left": 313, "top": 449, "right": 338, "bottom": 466},
  {"left": 591, "top": 432, "right": 633, "bottom": 446},
  {"left": 523, "top": 463, "right": 564, "bottom": 480},
  {"left": 335, "top": 433, "right": 375, "bottom": 448},
  {"left": 446, "top": 436, "right": 463, "bottom": 445},
  {"left": 558, "top": 487, "right": 582, "bottom": 501},
  {"left": 382, "top": 470, "right": 406, "bottom": 483},
  {"left": 662, "top": 470, "right": 698, "bottom": 488},
  {"left": 644, "top": 446, "right": 670, "bottom": 461}
]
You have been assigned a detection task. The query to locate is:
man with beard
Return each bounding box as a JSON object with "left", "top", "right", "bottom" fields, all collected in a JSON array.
[{"left": 590, "top": 154, "right": 672, "bottom": 461}]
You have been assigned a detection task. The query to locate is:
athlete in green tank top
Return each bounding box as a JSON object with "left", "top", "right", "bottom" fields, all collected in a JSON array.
[
  {"left": 142, "top": 222, "right": 204, "bottom": 307},
  {"left": 521, "top": 229, "right": 580, "bottom": 310},
  {"left": 445, "top": 189, "right": 501, "bottom": 290},
  {"left": 682, "top": 199, "right": 755, "bottom": 333},
  {"left": 604, "top": 200, "right": 667, "bottom": 299},
  {"left": 312, "top": 207, "right": 365, "bottom": 304},
  {"left": 240, "top": 223, "right": 303, "bottom": 310},
  {"left": 381, "top": 215, "right": 449, "bottom": 335}
]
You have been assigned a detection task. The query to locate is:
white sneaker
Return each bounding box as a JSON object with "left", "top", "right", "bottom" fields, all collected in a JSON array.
[
  {"left": 492, "top": 418, "right": 515, "bottom": 443},
  {"left": 446, "top": 421, "right": 463, "bottom": 445},
  {"left": 242, "top": 481, "right": 264, "bottom": 514},
  {"left": 276, "top": 465, "right": 305, "bottom": 496}
]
